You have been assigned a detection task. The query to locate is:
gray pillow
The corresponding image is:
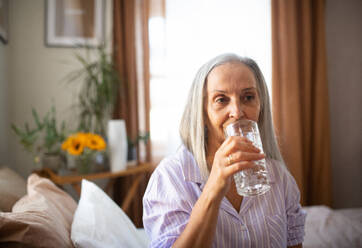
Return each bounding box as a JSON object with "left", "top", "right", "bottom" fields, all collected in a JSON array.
[{"left": 0, "top": 174, "right": 77, "bottom": 247}]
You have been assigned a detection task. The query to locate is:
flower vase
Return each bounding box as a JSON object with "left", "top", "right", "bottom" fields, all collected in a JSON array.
[
  {"left": 75, "top": 153, "right": 94, "bottom": 175},
  {"left": 41, "top": 153, "right": 65, "bottom": 172},
  {"left": 62, "top": 132, "right": 107, "bottom": 174}
]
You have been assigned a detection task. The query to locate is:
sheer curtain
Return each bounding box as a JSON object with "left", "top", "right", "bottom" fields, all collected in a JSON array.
[{"left": 149, "top": 0, "right": 272, "bottom": 162}]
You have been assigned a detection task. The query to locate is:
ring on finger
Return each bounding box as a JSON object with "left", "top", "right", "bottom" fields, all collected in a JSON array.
[{"left": 227, "top": 154, "right": 233, "bottom": 165}]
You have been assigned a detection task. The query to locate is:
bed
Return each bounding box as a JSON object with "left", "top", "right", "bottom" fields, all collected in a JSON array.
[{"left": 303, "top": 205, "right": 362, "bottom": 248}]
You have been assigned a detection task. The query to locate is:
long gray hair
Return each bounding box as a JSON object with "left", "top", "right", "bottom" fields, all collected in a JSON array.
[{"left": 179, "top": 53, "right": 283, "bottom": 180}]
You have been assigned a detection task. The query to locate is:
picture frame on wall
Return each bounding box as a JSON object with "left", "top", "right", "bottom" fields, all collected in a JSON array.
[
  {"left": 45, "top": 0, "right": 104, "bottom": 48},
  {"left": 0, "top": 0, "right": 9, "bottom": 44}
]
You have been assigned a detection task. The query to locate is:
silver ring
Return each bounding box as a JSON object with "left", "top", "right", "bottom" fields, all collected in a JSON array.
[{"left": 227, "top": 154, "right": 232, "bottom": 165}]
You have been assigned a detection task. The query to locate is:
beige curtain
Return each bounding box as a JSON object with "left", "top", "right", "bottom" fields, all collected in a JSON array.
[
  {"left": 271, "top": 0, "right": 332, "bottom": 206},
  {"left": 113, "top": 0, "right": 151, "bottom": 227}
]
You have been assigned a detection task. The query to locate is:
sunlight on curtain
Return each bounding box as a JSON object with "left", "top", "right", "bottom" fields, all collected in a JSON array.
[{"left": 149, "top": 0, "right": 271, "bottom": 162}]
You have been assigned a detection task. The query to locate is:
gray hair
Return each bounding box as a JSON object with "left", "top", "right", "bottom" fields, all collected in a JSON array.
[{"left": 179, "top": 53, "right": 283, "bottom": 180}]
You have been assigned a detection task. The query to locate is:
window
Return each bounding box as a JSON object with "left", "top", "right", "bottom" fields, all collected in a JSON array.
[{"left": 149, "top": 0, "right": 271, "bottom": 162}]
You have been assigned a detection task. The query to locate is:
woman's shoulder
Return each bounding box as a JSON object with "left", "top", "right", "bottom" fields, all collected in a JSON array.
[
  {"left": 266, "top": 158, "right": 301, "bottom": 197},
  {"left": 153, "top": 145, "right": 193, "bottom": 177},
  {"left": 145, "top": 145, "right": 196, "bottom": 197},
  {"left": 266, "top": 158, "right": 295, "bottom": 184}
]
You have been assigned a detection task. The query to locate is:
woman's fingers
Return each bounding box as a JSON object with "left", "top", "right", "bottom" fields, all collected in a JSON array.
[
  {"left": 224, "top": 152, "right": 264, "bottom": 176},
  {"left": 228, "top": 150, "right": 265, "bottom": 163},
  {"left": 224, "top": 136, "right": 260, "bottom": 153},
  {"left": 225, "top": 161, "right": 256, "bottom": 175},
  {"left": 207, "top": 136, "right": 265, "bottom": 197}
]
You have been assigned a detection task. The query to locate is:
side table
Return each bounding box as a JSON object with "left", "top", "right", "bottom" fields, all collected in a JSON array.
[{"left": 36, "top": 163, "right": 154, "bottom": 212}]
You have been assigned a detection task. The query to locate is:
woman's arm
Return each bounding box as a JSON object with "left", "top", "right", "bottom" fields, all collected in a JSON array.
[
  {"left": 173, "top": 136, "right": 264, "bottom": 248},
  {"left": 172, "top": 183, "right": 222, "bottom": 248},
  {"left": 283, "top": 165, "right": 307, "bottom": 247}
]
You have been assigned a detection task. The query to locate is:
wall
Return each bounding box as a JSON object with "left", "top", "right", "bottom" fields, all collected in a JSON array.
[
  {"left": 2, "top": 0, "right": 113, "bottom": 178},
  {"left": 326, "top": 0, "right": 362, "bottom": 208},
  {"left": 0, "top": 40, "right": 9, "bottom": 167}
]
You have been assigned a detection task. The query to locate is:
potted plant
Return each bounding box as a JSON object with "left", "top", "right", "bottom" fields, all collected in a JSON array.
[
  {"left": 65, "top": 45, "right": 121, "bottom": 137},
  {"left": 127, "top": 132, "right": 150, "bottom": 165},
  {"left": 61, "top": 132, "right": 107, "bottom": 174},
  {"left": 11, "top": 104, "right": 67, "bottom": 171}
]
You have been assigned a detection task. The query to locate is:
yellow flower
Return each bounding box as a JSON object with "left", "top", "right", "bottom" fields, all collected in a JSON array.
[
  {"left": 61, "top": 137, "right": 71, "bottom": 151},
  {"left": 62, "top": 132, "right": 106, "bottom": 156},
  {"left": 67, "top": 136, "right": 84, "bottom": 156},
  {"left": 86, "top": 133, "right": 106, "bottom": 150},
  {"left": 76, "top": 132, "right": 89, "bottom": 142}
]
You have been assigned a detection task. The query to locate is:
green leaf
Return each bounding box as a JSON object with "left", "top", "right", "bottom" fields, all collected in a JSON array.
[{"left": 32, "top": 108, "right": 42, "bottom": 129}]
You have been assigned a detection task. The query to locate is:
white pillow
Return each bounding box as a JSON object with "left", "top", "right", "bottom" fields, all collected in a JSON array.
[{"left": 71, "top": 179, "right": 149, "bottom": 248}]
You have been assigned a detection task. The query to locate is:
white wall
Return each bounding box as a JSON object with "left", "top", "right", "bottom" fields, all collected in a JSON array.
[
  {"left": 1, "top": 0, "right": 113, "bottom": 178},
  {"left": 326, "top": 0, "right": 362, "bottom": 208},
  {"left": 0, "top": 41, "right": 9, "bottom": 167}
]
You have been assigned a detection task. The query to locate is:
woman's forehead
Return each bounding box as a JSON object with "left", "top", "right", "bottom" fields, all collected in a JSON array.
[{"left": 206, "top": 62, "right": 257, "bottom": 90}]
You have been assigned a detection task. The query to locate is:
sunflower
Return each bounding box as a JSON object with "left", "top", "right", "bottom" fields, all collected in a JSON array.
[
  {"left": 61, "top": 136, "right": 72, "bottom": 150},
  {"left": 76, "top": 132, "right": 89, "bottom": 143},
  {"left": 62, "top": 132, "right": 106, "bottom": 156},
  {"left": 65, "top": 136, "right": 84, "bottom": 156},
  {"left": 86, "top": 133, "right": 106, "bottom": 150}
]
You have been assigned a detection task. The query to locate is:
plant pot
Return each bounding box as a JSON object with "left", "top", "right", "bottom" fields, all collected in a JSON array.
[
  {"left": 127, "top": 145, "right": 137, "bottom": 166},
  {"left": 41, "top": 154, "right": 65, "bottom": 172}
]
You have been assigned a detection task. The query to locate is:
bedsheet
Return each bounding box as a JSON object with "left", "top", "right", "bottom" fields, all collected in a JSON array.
[{"left": 303, "top": 205, "right": 362, "bottom": 248}]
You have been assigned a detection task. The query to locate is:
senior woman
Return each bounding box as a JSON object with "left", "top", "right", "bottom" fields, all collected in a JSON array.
[{"left": 143, "top": 54, "right": 306, "bottom": 247}]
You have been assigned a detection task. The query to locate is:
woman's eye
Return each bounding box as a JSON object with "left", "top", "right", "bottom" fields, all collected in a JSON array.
[
  {"left": 215, "top": 97, "right": 227, "bottom": 104},
  {"left": 243, "top": 94, "right": 255, "bottom": 102}
]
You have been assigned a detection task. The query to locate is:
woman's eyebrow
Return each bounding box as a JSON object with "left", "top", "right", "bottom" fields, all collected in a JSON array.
[
  {"left": 242, "top": 87, "right": 256, "bottom": 92},
  {"left": 211, "top": 90, "right": 227, "bottom": 93},
  {"left": 211, "top": 87, "right": 256, "bottom": 93}
]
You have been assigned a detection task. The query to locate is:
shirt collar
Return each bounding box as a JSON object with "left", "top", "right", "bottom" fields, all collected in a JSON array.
[{"left": 179, "top": 145, "right": 205, "bottom": 185}]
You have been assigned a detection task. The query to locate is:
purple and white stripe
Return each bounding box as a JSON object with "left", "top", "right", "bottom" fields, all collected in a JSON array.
[{"left": 143, "top": 145, "right": 306, "bottom": 247}]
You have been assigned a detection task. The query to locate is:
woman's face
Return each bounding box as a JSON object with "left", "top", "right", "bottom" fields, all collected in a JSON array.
[{"left": 204, "top": 62, "right": 261, "bottom": 147}]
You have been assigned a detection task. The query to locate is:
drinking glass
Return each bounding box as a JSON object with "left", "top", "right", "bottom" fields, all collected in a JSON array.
[{"left": 224, "top": 119, "right": 270, "bottom": 196}]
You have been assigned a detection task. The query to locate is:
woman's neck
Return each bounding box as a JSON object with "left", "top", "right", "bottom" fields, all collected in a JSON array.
[{"left": 206, "top": 136, "right": 222, "bottom": 170}]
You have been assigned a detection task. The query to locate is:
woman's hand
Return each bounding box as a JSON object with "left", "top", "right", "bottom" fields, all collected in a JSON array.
[
  {"left": 203, "top": 136, "right": 265, "bottom": 201},
  {"left": 174, "top": 136, "right": 265, "bottom": 248}
]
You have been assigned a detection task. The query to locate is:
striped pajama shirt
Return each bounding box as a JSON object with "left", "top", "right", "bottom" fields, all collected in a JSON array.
[{"left": 143, "top": 145, "right": 306, "bottom": 247}]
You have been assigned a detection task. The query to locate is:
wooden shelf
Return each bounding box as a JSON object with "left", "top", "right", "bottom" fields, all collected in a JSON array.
[
  {"left": 40, "top": 162, "right": 154, "bottom": 185},
  {"left": 36, "top": 162, "right": 154, "bottom": 212}
]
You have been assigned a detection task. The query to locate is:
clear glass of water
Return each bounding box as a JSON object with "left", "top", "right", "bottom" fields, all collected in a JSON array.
[{"left": 224, "top": 119, "right": 270, "bottom": 196}]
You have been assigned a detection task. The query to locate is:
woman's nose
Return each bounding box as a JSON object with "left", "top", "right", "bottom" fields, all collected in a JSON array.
[{"left": 229, "top": 101, "right": 244, "bottom": 119}]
